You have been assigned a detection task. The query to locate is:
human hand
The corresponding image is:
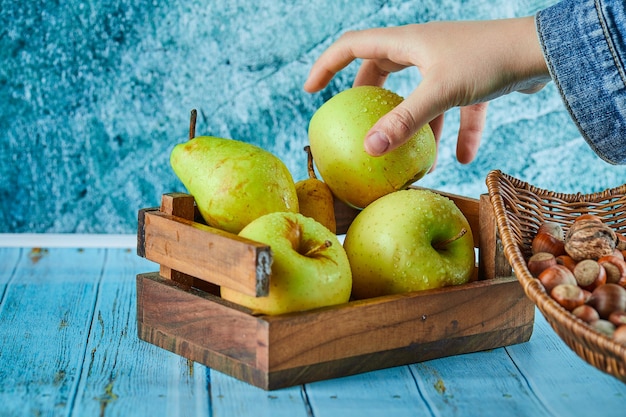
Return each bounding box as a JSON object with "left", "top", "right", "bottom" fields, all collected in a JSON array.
[{"left": 304, "top": 17, "right": 550, "bottom": 164}]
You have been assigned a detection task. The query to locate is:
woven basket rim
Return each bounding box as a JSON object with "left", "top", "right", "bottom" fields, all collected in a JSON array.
[{"left": 486, "top": 169, "right": 626, "bottom": 382}]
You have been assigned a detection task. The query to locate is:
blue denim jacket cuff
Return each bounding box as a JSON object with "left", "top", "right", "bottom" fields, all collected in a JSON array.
[{"left": 536, "top": 0, "right": 626, "bottom": 164}]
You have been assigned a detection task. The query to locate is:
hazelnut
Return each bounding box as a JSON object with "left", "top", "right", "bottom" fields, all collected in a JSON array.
[
  {"left": 613, "top": 325, "right": 626, "bottom": 345},
  {"left": 538, "top": 265, "right": 577, "bottom": 293},
  {"left": 532, "top": 232, "right": 566, "bottom": 257},
  {"left": 551, "top": 284, "right": 585, "bottom": 311},
  {"left": 572, "top": 304, "right": 600, "bottom": 324},
  {"left": 597, "top": 255, "right": 626, "bottom": 286},
  {"left": 586, "top": 283, "right": 626, "bottom": 319},
  {"left": 556, "top": 254, "right": 578, "bottom": 272},
  {"left": 527, "top": 252, "right": 557, "bottom": 277},
  {"left": 609, "top": 310, "right": 626, "bottom": 327},
  {"left": 573, "top": 259, "right": 606, "bottom": 291},
  {"left": 591, "top": 319, "right": 616, "bottom": 337}
]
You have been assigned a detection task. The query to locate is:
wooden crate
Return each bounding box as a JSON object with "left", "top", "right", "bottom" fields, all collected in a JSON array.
[{"left": 136, "top": 189, "right": 534, "bottom": 390}]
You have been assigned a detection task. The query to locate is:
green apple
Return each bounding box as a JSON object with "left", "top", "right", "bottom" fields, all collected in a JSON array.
[
  {"left": 220, "top": 212, "right": 352, "bottom": 315},
  {"left": 170, "top": 136, "right": 299, "bottom": 234},
  {"left": 308, "top": 86, "right": 436, "bottom": 209},
  {"left": 343, "top": 189, "right": 475, "bottom": 299}
]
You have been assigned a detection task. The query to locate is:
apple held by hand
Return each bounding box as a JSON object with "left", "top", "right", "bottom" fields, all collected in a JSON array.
[
  {"left": 308, "top": 86, "right": 436, "bottom": 209},
  {"left": 170, "top": 136, "right": 299, "bottom": 234},
  {"left": 344, "top": 189, "right": 475, "bottom": 299},
  {"left": 220, "top": 212, "right": 352, "bottom": 315}
]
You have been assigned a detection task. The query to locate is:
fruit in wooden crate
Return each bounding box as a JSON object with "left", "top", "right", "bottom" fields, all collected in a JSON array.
[
  {"left": 343, "top": 188, "right": 475, "bottom": 299},
  {"left": 170, "top": 136, "right": 299, "bottom": 234},
  {"left": 307, "top": 86, "right": 436, "bottom": 209},
  {"left": 220, "top": 212, "right": 352, "bottom": 315},
  {"left": 294, "top": 146, "right": 336, "bottom": 233}
]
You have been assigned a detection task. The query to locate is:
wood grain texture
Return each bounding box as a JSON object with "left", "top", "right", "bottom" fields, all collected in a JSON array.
[
  {"left": 137, "top": 272, "right": 534, "bottom": 390},
  {"left": 0, "top": 247, "right": 209, "bottom": 417},
  {"left": 142, "top": 210, "right": 271, "bottom": 297},
  {"left": 134, "top": 190, "right": 536, "bottom": 390},
  {"left": 0, "top": 248, "right": 106, "bottom": 416},
  {"left": 2, "top": 246, "right": 626, "bottom": 416}
]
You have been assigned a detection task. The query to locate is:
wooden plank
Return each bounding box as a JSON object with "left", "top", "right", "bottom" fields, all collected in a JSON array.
[
  {"left": 158, "top": 193, "right": 196, "bottom": 288},
  {"left": 479, "top": 193, "right": 496, "bottom": 280},
  {"left": 70, "top": 249, "right": 210, "bottom": 417},
  {"left": 265, "top": 326, "right": 531, "bottom": 390},
  {"left": 209, "top": 370, "right": 310, "bottom": 417},
  {"left": 479, "top": 194, "right": 512, "bottom": 280},
  {"left": 0, "top": 248, "right": 105, "bottom": 416},
  {"left": 410, "top": 349, "right": 548, "bottom": 417},
  {"left": 137, "top": 272, "right": 534, "bottom": 390},
  {"left": 263, "top": 276, "right": 532, "bottom": 372},
  {"left": 505, "top": 311, "right": 626, "bottom": 417},
  {"left": 137, "top": 272, "right": 261, "bottom": 368},
  {"left": 304, "top": 366, "right": 432, "bottom": 417},
  {"left": 142, "top": 210, "right": 272, "bottom": 297},
  {"left": 0, "top": 248, "right": 21, "bottom": 288}
]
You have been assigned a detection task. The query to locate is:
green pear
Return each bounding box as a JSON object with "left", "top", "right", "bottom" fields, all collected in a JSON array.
[
  {"left": 308, "top": 86, "right": 436, "bottom": 209},
  {"left": 170, "top": 136, "right": 299, "bottom": 234},
  {"left": 295, "top": 146, "right": 337, "bottom": 233}
]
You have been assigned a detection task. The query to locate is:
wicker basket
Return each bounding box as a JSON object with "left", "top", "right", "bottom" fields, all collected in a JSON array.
[{"left": 486, "top": 170, "right": 626, "bottom": 382}]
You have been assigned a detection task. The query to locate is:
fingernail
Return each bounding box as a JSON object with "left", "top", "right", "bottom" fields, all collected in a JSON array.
[{"left": 365, "top": 131, "right": 390, "bottom": 155}]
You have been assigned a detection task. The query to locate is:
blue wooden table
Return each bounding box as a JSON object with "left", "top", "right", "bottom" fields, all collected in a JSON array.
[{"left": 1, "top": 235, "right": 625, "bottom": 417}]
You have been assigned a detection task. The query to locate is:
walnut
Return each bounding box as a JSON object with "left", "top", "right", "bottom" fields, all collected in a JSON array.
[{"left": 564, "top": 219, "right": 617, "bottom": 261}]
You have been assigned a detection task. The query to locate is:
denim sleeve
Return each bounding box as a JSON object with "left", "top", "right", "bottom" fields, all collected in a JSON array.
[{"left": 536, "top": 0, "right": 626, "bottom": 164}]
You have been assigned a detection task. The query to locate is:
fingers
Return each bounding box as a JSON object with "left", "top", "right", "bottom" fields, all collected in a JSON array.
[
  {"left": 303, "top": 31, "right": 364, "bottom": 93},
  {"left": 364, "top": 77, "right": 446, "bottom": 156},
  {"left": 353, "top": 59, "right": 390, "bottom": 87},
  {"left": 304, "top": 27, "right": 405, "bottom": 93},
  {"left": 428, "top": 114, "right": 445, "bottom": 172},
  {"left": 456, "top": 103, "right": 488, "bottom": 164}
]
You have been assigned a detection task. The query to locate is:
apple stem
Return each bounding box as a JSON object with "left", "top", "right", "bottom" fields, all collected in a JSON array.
[
  {"left": 304, "top": 146, "right": 318, "bottom": 180},
  {"left": 304, "top": 239, "right": 332, "bottom": 257},
  {"left": 189, "top": 109, "right": 197, "bottom": 140},
  {"left": 432, "top": 228, "right": 467, "bottom": 250}
]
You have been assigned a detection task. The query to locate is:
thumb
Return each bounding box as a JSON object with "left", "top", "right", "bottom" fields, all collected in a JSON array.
[{"left": 363, "top": 82, "right": 444, "bottom": 156}]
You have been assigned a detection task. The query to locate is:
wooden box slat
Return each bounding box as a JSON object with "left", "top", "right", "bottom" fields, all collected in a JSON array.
[
  {"left": 140, "top": 207, "right": 271, "bottom": 297},
  {"left": 137, "top": 272, "right": 532, "bottom": 390},
  {"left": 136, "top": 189, "right": 535, "bottom": 390}
]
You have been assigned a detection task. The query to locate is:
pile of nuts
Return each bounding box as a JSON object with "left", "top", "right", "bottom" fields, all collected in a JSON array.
[{"left": 527, "top": 214, "right": 626, "bottom": 344}]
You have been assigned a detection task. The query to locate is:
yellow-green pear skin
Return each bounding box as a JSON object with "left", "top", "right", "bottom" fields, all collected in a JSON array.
[
  {"left": 308, "top": 86, "right": 436, "bottom": 209},
  {"left": 295, "top": 178, "right": 337, "bottom": 234},
  {"left": 170, "top": 136, "right": 299, "bottom": 234},
  {"left": 295, "top": 145, "right": 337, "bottom": 233}
]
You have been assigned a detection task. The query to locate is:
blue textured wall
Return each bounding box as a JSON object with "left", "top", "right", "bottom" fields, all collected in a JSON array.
[{"left": 2, "top": 0, "right": 626, "bottom": 233}]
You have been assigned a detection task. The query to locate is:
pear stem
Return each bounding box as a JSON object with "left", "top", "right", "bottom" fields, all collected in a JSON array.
[
  {"left": 189, "top": 109, "right": 197, "bottom": 140},
  {"left": 304, "top": 239, "right": 332, "bottom": 257},
  {"left": 304, "top": 146, "right": 318, "bottom": 179},
  {"left": 432, "top": 228, "right": 467, "bottom": 251}
]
